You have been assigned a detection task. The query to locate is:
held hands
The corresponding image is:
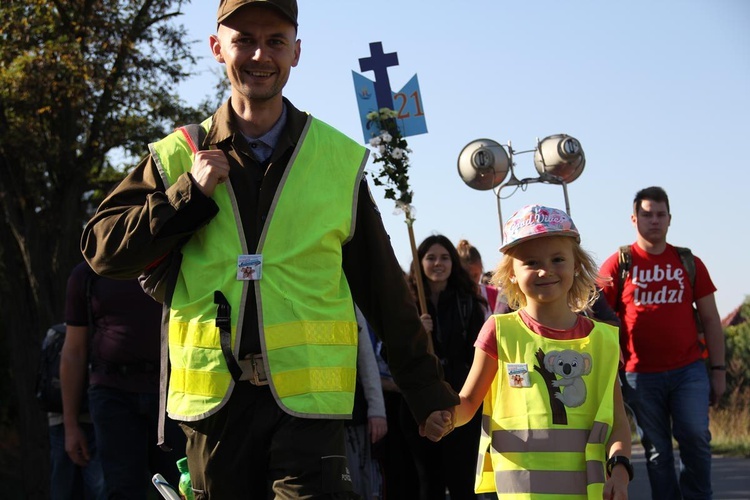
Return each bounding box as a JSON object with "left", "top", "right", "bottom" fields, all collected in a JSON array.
[
  {"left": 191, "top": 150, "right": 230, "bottom": 197},
  {"left": 419, "top": 407, "right": 455, "bottom": 442}
]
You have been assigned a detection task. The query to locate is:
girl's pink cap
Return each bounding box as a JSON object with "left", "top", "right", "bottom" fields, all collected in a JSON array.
[{"left": 500, "top": 204, "right": 580, "bottom": 253}]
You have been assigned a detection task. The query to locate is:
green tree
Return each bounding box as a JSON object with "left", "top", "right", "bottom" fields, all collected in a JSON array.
[
  {"left": 725, "top": 298, "right": 750, "bottom": 395},
  {"left": 0, "top": 1, "right": 218, "bottom": 496}
]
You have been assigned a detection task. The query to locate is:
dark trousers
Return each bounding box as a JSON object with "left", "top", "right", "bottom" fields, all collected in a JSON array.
[
  {"left": 180, "top": 382, "right": 359, "bottom": 499},
  {"left": 373, "top": 392, "right": 419, "bottom": 500},
  {"left": 88, "top": 385, "right": 186, "bottom": 499},
  {"left": 399, "top": 402, "right": 481, "bottom": 500},
  {"left": 49, "top": 422, "right": 106, "bottom": 500}
]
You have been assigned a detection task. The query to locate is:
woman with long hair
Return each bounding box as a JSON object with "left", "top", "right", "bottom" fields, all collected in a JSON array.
[{"left": 401, "top": 234, "right": 486, "bottom": 499}]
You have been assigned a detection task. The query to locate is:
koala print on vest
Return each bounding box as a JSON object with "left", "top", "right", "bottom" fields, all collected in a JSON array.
[{"left": 543, "top": 349, "right": 592, "bottom": 408}]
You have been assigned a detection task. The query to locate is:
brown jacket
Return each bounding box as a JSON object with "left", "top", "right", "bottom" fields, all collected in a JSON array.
[{"left": 81, "top": 98, "right": 457, "bottom": 421}]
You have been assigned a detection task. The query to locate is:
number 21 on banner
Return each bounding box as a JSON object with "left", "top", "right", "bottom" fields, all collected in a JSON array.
[{"left": 394, "top": 90, "right": 425, "bottom": 120}]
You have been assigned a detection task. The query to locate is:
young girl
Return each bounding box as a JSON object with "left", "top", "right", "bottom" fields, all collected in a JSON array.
[{"left": 424, "top": 205, "right": 632, "bottom": 500}]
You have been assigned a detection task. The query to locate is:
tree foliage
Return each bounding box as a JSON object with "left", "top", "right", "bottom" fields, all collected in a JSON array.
[
  {"left": 0, "top": 1, "right": 218, "bottom": 496},
  {"left": 725, "top": 297, "right": 750, "bottom": 395}
]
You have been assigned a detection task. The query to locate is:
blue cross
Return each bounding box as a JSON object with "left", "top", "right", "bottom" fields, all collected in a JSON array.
[{"left": 359, "top": 42, "right": 399, "bottom": 111}]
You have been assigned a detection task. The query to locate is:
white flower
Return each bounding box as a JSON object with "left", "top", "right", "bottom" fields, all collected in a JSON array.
[
  {"left": 381, "top": 132, "right": 393, "bottom": 143},
  {"left": 391, "top": 148, "right": 404, "bottom": 159},
  {"left": 369, "top": 136, "right": 382, "bottom": 147},
  {"left": 378, "top": 145, "right": 386, "bottom": 155}
]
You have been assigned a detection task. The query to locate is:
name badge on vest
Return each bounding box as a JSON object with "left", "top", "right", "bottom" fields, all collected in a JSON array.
[
  {"left": 507, "top": 363, "right": 531, "bottom": 388},
  {"left": 237, "top": 255, "right": 263, "bottom": 281}
]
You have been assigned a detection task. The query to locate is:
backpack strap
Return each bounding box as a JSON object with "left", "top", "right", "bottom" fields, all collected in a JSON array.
[
  {"left": 85, "top": 271, "right": 98, "bottom": 370},
  {"left": 455, "top": 293, "right": 474, "bottom": 339},
  {"left": 674, "top": 246, "right": 696, "bottom": 290},
  {"left": 616, "top": 245, "right": 631, "bottom": 313},
  {"left": 177, "top": 123, "right": 207, "bottom": 155},
  {"left": 674, "top": 246, "right": 705, "bottom": 342}
]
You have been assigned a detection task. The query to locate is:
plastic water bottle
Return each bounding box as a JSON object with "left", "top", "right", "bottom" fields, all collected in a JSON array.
[{"left": 176, "top": 457, "right": 195, "bottom": 500}]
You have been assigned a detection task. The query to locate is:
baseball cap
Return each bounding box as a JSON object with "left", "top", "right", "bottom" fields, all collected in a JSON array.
[
  {"left": 500, "top": 204, "right": 580, "bottom": 253},
  {"left": 217, "top": 0, "right": 298, "bottom": 27}
]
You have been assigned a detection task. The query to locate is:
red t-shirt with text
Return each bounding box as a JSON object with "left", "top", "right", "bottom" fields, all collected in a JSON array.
[{"left": 599, "top": 243, "right": 716, "bottom": 373}]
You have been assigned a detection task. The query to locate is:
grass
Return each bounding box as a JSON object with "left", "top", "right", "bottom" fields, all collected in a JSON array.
[{"left": 709, "top": 387, "right": 750, "bottom": 457}]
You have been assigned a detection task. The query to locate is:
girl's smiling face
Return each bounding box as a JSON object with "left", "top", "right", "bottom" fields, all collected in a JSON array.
[
  {"left": 511, "top": 236, "right": 576, "bottom": 308},
  {"left": 422, "top": 244, "right": 452, "bottom": 284}
]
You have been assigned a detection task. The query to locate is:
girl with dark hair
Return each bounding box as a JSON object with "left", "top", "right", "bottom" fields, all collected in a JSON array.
[{"left": 401, "top": 234, "right": 485, "bottom": 499}]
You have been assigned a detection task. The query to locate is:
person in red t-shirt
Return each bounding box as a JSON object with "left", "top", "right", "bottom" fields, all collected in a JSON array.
[{"left": 599, "top": 186, "right": 726, "bottom": 500}]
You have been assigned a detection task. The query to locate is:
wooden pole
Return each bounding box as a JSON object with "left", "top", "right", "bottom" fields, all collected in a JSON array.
[{"left": 405, "top": 211, "right": 435, "bottom": 355}]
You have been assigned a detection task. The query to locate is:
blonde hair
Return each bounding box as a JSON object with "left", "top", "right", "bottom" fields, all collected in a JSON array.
[{"left": 492, "top": 236, "right": 602, "bottom": 313}]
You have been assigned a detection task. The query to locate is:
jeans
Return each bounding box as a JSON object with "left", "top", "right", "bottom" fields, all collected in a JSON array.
[
  {"left": 88, "top": 385, "right": 186, "bottom": 499},
  {"left": 625, "top": 360, "right": 712, "bottom": 500},
  {"left": 49, "top": 422, "right": 106, "bottom": 500}
]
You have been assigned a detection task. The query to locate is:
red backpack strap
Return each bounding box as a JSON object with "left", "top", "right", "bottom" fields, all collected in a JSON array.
[{"left": 177, "top": 124, "right": 202, "bottom": 154}]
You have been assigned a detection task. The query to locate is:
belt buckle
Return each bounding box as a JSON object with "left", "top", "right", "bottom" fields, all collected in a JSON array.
[{"left": 245, "top": 353, "right": 268, "bottom": 386}]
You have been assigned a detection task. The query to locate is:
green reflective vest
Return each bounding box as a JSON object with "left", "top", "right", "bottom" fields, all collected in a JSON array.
[
  {"left": 149, "top": 115, "right": 368, "bottom": 421},
  {"left": 475, "top": 312, "right": 619, "bottom": 499}
]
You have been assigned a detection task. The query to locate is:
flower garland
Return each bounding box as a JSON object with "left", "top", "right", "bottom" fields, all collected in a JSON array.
[{"left": 366, "top": 108, "right": 414, "bottom": 220}]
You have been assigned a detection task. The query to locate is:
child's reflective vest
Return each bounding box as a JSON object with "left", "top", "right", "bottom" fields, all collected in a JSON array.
[
  {"left": 149, "top": 115, "right": 368, "bottom": 421},
  {"left": 475, "top": 312, "right": 619, "bottom": 499}
]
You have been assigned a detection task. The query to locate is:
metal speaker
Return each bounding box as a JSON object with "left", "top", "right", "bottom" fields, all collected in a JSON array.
[
  {"left": 457, "top": 139, "right": 510, "bottom": 191},
  {"left": 533, "top": 134, "right": 585, "bottom": 183}
]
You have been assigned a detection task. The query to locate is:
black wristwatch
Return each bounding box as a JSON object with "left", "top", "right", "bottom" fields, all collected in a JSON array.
[{"left": 606, "top": 455, "right": 634, "bottom": 481}]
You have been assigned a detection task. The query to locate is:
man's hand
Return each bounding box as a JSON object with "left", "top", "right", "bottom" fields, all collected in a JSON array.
[
  {"left": 191, "top": 150, "right": 230, "bottom": 197},
  {"left": 710, "top": 369, "right": 726, "bottom": 406},
  {"left": 64, "top": 423, "right": 91, "bottom": 467},
  {"left": 419, "top": 408, "right": 454, "bottom": 442},
  {"left": 368, "top": 416, "right": 388, "bottom": 444}
]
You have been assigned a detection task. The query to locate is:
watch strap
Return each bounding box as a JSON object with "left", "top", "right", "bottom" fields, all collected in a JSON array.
[{"left": 606, "top": 455, "right": 634, "bottom": 481}]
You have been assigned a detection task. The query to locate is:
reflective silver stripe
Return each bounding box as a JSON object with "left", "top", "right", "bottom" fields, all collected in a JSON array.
[
  {"left": 481, "top": 414, "right": 491, "bottom": 437},
  {"left": 587, "top": 459, "right": 606, "bottom": 484},
  {"left": 492, "top": 428, "right": 588, "bottom": 452},
  {"left": 491, "top": 421, "right": 610, "bottom": 453},
  {"left": 495, "top": 469, "right": 588, "bottom": 495},
  {"left": 589, "top": 420, "right": 609, "bottom": 444}
]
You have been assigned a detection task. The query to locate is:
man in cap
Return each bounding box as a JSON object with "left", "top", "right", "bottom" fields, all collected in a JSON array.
[
  {"left": 599, "top": 186, "right": 725, "bottom": 500},
  {"left": 81, "top": 0, "right": 457, "bottom": 497}
]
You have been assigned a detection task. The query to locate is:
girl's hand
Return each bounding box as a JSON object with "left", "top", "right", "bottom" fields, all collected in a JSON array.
[
  {"left": 419, "top": 408, "right": 454, "bottom": 442},
  {"left": 420, "top": 313, "right": 433, "bottom": 334},
  {"left": 368, "top": 416, "right": 388, "bottom": 444},
  {"left": 603, "top": 466, "right": 629, "bottom": 499}
]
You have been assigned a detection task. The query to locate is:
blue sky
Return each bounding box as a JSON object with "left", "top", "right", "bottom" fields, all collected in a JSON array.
[{"left": 176, "top": 1, "right": 749, "bottom": 317}]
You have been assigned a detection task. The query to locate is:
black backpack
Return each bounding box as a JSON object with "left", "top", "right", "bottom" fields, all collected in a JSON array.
[
  {"left": 35, "top": 324, "right": 87, "bottom": 413},
  {"left": 35, "top": 272, "right": 95, "bottom": 413}
]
